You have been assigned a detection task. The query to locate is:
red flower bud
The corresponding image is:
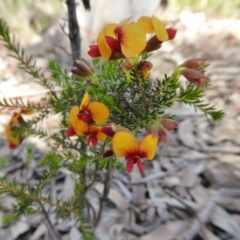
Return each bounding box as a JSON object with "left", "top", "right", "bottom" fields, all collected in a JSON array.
[
  {"left": 161, "top": 118, "right": 178, "bottom": 130},
  {"left": 181, "top": 68, "right": 210, "bottom": 87}
]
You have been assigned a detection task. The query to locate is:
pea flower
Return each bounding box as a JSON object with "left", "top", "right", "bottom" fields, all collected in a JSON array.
[
  {"left": 74, "top": 121, "right": 107, "bottom": 145},
  {"left": 138, "top": 60, "right": 153, "bottom": 80},
  {"left": 112, "top": 131, "right": 158, "bottom": 173},
  {"left": 66, "top": 92, "right": 109, "bottom": 136},
  {"left": 88, "top": 17, "right": 146, "bottom": 60}
]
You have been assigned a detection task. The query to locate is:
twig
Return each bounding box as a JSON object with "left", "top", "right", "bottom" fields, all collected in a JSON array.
[
  {"left": 39, "top": 202, "right": 62, "bottom": 240},
  {"left": 65, "top": 0, "right": 81, "bottom": 60},
  {"left": 94, "top": 163, "right": 112, "bottom": 226}
]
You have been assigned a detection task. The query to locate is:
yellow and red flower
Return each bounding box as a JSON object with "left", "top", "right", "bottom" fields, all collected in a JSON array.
[
  {"left": 112, "top": 131, "right": 158, "bottom": 173},
  {"left": 88, "top": 18, "right": 146, "bottom": 60},
  {"left": 73, "top": 121, "right": 107, "bottom": 145},
  {"left": 5, "top": 108, "right": 34, "bottom": 149},
  {"left": 66, "top": 92, "right": 109, "bottom": 138},
  {"left": 5, "top": 124, "right": 21, "bottom": 149}
]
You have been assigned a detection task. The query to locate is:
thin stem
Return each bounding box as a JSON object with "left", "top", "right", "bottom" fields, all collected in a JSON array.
[{"left": 94, "top": 162, "right": 111, "bottom": 226}]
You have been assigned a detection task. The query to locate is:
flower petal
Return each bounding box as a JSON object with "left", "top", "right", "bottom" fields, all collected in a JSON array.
[
  {"left": 103, "top": 23, "right": 117, "bottom": 36},
  {"left": 80, "top": 92, "right": 90, "bottom": 110},
  {"left": 96, "top": 131, "right": 107, "bottom": 141},
  {"left": 118, "top": 17, "right": 131, "bottom": 27},
  {"left": 5, "top": 126, "right": 20, "bottom": 146},
  {"left": 136, "top": 159, "right": 144, "bottom": 173},
  {"left": 88, "top": 45, "right": 101, "bottom": 58},
  {"left": 119, "top": 22, "right": 146, "bottom": 58},
  {"left": 137, "top": 16, "right": 154, "bottom": 33},
  {"left": 68, "top": 105, "right": 79, "bottom": 126},
  {"left": 112, "top": 131, "right": 138, "bottom": 157},
  {"left": 88, "top": 102, "right": 109, "bottom": 124},
  {"left": 139, "top": 134, "right": 158, "bottom": 160},
  {"left": 126, "top": 157, "right": 134, "bottom": 172},
  {"left": 73, "top": 119, "right": 89, "bottom": 136},
  {"left": 21, "top": 108, "right": 34, "bottom": 115},
  {"left": 97, "top": 31, "right": 112, "bottom": 60},
  {"left": 152, "top": 15, "right": 168, "bottom": 42}
]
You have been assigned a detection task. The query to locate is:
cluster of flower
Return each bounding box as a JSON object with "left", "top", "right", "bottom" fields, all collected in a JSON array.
[
  {"left": 67, "top": 15, "right": 211, "bottom": 173},
  {"left": 5, "top": 108, "right": 34, "bottom": 149},
  {"left": 66, "top": 91, "right": 178, "bottom": 173}
]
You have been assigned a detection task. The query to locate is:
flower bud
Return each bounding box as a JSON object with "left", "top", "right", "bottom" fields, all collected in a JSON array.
[
  {"left": 102, "top": 143, "right": 114, "bottom": 158},
  {"left": 124, "top": 59, "right": 133, "bottom": 71},
  {"left": 158, "top": 126, "right": 170, "bottom": 144},
  {"left": 181, "top": 68, "right": 210, "bottom": 87},
  {"left": 161, "top": 118, "right": 178, "bottom": 130},
  {"left": 72, "top": 59, "right": 94, "bottom": 77},
  {"left": 138, "top": 60, "right": 153, "bottom": 80},
  {"left": 101, "top": 123, "right": 118, "bottom": 137},
  {"left": 183, "top": 58, "right": 208, "bottom": 72}
]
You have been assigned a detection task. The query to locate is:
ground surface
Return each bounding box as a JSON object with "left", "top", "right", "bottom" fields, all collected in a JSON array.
[{"left": 0, "top": 5, "right": 240, "bottom": 240}]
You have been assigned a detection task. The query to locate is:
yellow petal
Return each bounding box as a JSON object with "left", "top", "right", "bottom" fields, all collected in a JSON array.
[
  {"left": 68, "top": 105, "right": 79, "bottom": 126},
  {"left": 119, "top": 22, "right": 146, "bottom": 58},
  {"left": 88, "top": 102, "right": 109, "bottom": 124},
  {"left": 103, "top": 23, "right": 117, "bottom": 37},
  {"left": 80, "top": 92, "right": 90, "bottom": 110},
  {"left": 137, "top": 16, "right": 154, "bottom": 33},
  {"left": 5, "top": 126, "right": 20, "bottom": 145},
  {"left": 152, "top": 15, "right": 168, "bottom": 42},
  {"left": 112, "top": 131, "right": 138, "bottom": 157},
  {"left": 97, "top": 31, "right": 112, "bottom": 60},
  {"left": 73, "top": 119, "right": 89, "bottom": 136},
  {"left": 118, "top": 17, "right": 131, "bottom": 27},
  {"left": 139, "top": 134, "right": 158, "bottom": 160}
]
